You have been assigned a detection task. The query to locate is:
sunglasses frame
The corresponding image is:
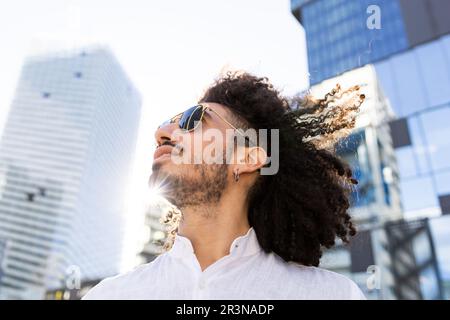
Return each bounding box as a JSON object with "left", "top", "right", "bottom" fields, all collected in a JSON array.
[{"left": 162, "top": 104, "right": 257, "bottom": 146}]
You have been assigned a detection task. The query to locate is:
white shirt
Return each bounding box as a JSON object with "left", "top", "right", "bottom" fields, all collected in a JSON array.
[{"left": 83, "top": 227, "right": 366, "bottom": 300}]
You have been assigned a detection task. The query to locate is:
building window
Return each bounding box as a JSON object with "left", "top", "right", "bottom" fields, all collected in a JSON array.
[
  {"left": 38, "top": 187, "right": 46, "bottom": 197},
  {"left": 349, "top": 230, "right": 375, "bottom": 273},
  {"left": 420, "top": 107, "right": 450, "bottom": 172},
  {"left": 389, "top": 118, "right": 411, "bottom": 149},
  {"left": 26, "top": 193, "right": 35, "bottom": 202},
  {"left": 337, "top": 130, "right": 375, "bottom": 207},
  {"left": 439, "top": 194, "right": 450, "bottom": 215}
]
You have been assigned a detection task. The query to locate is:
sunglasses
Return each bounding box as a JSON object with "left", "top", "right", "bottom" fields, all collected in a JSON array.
[{"left": 160, "top": 104, "right": 256, "bottom": 146}]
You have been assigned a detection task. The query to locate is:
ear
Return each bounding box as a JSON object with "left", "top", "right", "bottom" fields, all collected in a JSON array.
[{"left": 235, "top": 146, "right": 268, "bottom": 174}]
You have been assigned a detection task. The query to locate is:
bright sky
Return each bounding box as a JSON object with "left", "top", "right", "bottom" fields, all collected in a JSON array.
[{"left": 0, "top": 0, "right": 308, "bottom": 270}]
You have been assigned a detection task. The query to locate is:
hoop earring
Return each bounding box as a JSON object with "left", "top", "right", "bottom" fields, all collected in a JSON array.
[{"left": 233, "top": 168, "right": 240, "bottom": 182}]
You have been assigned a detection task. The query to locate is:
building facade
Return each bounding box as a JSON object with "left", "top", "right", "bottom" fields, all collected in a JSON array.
[
  {"left": 0, "top": 47, "right": 141, "bottom": 299},
  {"left": 291, "top": 0, "right": 450, "bottom": 85},
  {"left": 291, "top": 0, "right": 450, "bottom": 299},
  {"left": 309, "top": 65, "right": 402, "bottom": 299}
]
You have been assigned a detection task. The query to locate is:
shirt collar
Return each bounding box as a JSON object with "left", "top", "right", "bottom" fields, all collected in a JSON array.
[{"left": 169, "top": 227, "right": 262, "bottom": 259}]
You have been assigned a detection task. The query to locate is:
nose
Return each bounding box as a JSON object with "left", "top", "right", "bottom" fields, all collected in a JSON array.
[{"left": 155, "top": 121, "right": 179, "bottom": 146}]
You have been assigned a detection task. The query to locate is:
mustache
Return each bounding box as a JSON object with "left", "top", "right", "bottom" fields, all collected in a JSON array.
[
  {"left": 157, "top": 140, "right": 183, "bottom": 155},
  {"left": 160, "top": 140, "right": 176, "bottom": 147},
  {"left": 160, "top": 140, "right": 182, "bottom": 152}
]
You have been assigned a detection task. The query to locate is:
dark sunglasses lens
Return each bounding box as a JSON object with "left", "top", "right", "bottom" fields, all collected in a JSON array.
[{"left": 178, "top": 105, "right": 204, "bottom": 131}]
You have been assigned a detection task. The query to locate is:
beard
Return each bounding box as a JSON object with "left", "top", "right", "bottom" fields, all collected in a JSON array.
[{"left": 148, "top": 161, "right": 228, "bottom": 210}]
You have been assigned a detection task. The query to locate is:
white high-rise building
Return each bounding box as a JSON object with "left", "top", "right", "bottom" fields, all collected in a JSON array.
[
  {"left": 311, "top": 65, "right": 403, "bottom": 299},
  {"left": 0, "top": 47, "right": 141, "bottom": 299}
]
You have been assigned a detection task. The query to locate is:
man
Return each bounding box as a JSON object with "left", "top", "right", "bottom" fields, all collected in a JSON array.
[{"left": 83, "top": 72, "right": 366, "bottom": 299}]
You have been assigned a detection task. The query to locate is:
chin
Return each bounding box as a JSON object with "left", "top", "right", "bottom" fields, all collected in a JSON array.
[
  {"left": 149, "top": 161, "right": 180, "bottom": 186},
  {"left": 152, "top": 157, "right": 172, "bottom": 173}
]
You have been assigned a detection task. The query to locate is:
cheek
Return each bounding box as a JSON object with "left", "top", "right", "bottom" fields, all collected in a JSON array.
[
  {"left": 179, "top": 138, "right": 221, "bottom": 164},
  {"left": 179, "top": 129, "right": 230, "bottom": 165}
]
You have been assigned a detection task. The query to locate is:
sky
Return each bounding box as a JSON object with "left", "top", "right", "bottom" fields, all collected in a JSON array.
[
  {"left": 1, "top": 0, "right": 449, "bottom": 289},
  {"left": 0, "top": 0, "right": 309, "bottom": 270}
]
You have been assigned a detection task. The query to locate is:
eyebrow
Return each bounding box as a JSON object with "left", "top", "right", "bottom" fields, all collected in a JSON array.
[
  {"left": 203, "top": 107, "right": 227, "bottom": 127},
  {"left": 205, "top": 107, "right": 235, "bottom": 128},
  {"left": 203, "top": 109, "right": 213, "bottom": 119}
]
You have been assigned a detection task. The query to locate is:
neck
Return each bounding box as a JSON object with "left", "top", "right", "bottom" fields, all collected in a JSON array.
[{"left": 177, "top": 190, "right": 250, "bottom": 271}]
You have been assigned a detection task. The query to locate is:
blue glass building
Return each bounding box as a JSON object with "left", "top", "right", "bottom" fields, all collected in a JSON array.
[
  {"left": 292, "top": 0, "right": 450, "bottom": 85},
  {"left": 291, "top": 0, "right": 450, "bottom": 299}
]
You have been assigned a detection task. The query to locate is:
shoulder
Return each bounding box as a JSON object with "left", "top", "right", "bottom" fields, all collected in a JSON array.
[
  {"left": 266, "top": 253, "right": 366, "bottom": 300},
  {"left": 82, "top": 254, "right": 166, "bottom": 300},
  {"left": 289, "top": 263, "right": 366, "bottom": 299}
]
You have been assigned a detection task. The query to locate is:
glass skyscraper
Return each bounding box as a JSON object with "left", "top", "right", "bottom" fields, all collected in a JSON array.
[
  {"left": 0, "top": 47, "right": 141, "bottom": 299},
  {"left": 374, "top": 36, "right": 450, "bottom": 219},
  {"left": 292, "top": 0, "right": 450, "bottom": 85},
  {"left": 310, "top": 65, "right": 402, "bottom": 299},
  {"left": 291, "top": 0, "right": 450, "bottom": 299}
]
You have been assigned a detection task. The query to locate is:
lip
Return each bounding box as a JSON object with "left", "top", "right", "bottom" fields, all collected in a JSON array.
[{"left": 153, "top": 145, "right": 174, "bottom": 160}]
